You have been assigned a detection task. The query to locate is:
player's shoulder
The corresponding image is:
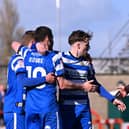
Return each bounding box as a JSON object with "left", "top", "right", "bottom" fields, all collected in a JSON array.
[
  {"left": 9, "top": 54, "right": 23, "bottom": 64},
  {"left": 13, "top": 54, "right": 23, "bottom": 60},
  {"left": 61, "top": 51, "right": 69, "bottom": 56},
  {"left": 47, "top": 50, "right": 60, "bottom": 57},
  {"left": 47, "top": 51, "right": 62, "bottom": 62},
  {"left": 8, "top": 54, "right": 24, "bottom": 71},
  {"left": 61, "top": 51, "right": 73, "bottom": 59}
]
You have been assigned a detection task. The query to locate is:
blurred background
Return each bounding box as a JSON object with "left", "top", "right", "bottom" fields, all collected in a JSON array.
[{"left": 0, "top": 0, "right": 129, "bottom": 128}]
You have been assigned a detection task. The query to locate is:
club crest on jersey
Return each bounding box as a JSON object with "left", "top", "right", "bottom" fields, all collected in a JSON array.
[
  {"left": 14, "top": 60, "right": 25, "bottom": 71},
  {"left": 17, "top": 60, "right": 24, "bottom": 67}
]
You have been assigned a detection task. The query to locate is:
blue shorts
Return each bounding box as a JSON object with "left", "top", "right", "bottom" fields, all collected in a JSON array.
[
  {"left": 25, "top": 111, "right": 62, "bottom": 129},
  {"left": 4, "top": 112, "right": 25, "bottom": 129},
  {"left": 60, "top": 104, "right": 92, "bottom": 129}
]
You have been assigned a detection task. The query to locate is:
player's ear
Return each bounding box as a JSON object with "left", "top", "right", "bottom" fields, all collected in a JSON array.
[{"left": 77, "top": 42, "right": 80, "bottom": 49}]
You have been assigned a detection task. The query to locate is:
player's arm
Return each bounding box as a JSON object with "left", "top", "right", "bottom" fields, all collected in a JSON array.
[
  {"left": 11, "top": 41, "right": 22, "bottom": 53},
  {"left": 87, "top": 63, "right": 126, "bottom": 111},
  {"left": 12, "top": 41, "right": 30, "bottom": 58},
  {"left": 88, "top": 64, "right": 117, "bottom": 101},
  {"left": 17, "top": 73, "right": 46, "bottom": 88},
  {"left": 57, "top": 76, "right": 96, "bottom": 92},
  {"left": 14, "top": 57, "right": 46, "bottom": 87},
  {"left": 91, "top": 75, "right": 126, "bottom": 111},
  {"left": 96, "top": 84, "right": 126, "bottom": 112},
  {"left": 53, "top": 52, "right": 96, "bottom": 92},
  {"left": 91, "top": 75, "right": 116, "bottom": 101},
  {"left": 16, "top": 72, "right": 56, "bottom": 88},
  {"left": 15, "top": 57, "right": 56, "bottom": 87}
]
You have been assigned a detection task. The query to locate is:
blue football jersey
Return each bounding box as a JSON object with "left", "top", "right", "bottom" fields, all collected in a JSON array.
[
  {"left": 4, "top": 54, "right": 26, "bottom": 113},
  {"left": 60, "top": 51, "right": 91, "bottom": 105},
  {"left": 18, "top": 46, "right": 64, "bottom": 113},
  {"left": 60, "top": 51, "right": 115, "bottom": 104}
]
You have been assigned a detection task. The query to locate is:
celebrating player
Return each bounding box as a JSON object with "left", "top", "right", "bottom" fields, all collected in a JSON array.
[
  {"left": 12, "top": 26, "right": 98, "bottom": 129},
  {"left": 4, "top": 30, "right": 55, "bottom": 129},
  {"left": 59, "top": 30, "right": 126, "bottom": 129}
]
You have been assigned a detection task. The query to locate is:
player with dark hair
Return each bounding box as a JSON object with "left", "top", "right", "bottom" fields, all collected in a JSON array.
[
  {"left": 59, "top": 30, "right": 126, "bottom": 129},
  {"left": 35, "top": 26, "right": 54, "bottom": 50},
  {"left": 11, "top": 26, "right": 63, "bottom": 129},
  {"left": 4, "top": 30, "right": 55, "bottom": 129},
  {"left": 12, "top": 26, "right": 99, "bottom": 129}
]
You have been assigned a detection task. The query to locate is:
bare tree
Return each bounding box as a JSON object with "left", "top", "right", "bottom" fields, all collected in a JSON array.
[{"left": 0, "top": 0, "right": 24, "bottom": 64}]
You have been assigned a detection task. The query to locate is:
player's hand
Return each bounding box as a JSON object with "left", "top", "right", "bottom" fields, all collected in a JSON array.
[
  {"left": 11, "top": 41, "right": 21, "bottom": 52},
  {"left": 117, "top": 85, "right": 127, "bottom": 98},
  {"left": 46, "top": 73, "right": 56, "bottom": 84},
  {"left": 82, "top": 80, "right": 97, "bottom": 92},
  {"left": 113, "top": 99, "right": 126, "bottom": 112}
]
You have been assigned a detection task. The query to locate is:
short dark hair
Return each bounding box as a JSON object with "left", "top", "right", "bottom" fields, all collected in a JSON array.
[
  {"left": 35, "top": 26, "right": 54, "bottom": 50},
  {"left": 68, "top": 30, "right": 92, "bottom": 45},
  {"left": 22, "top": 30, "right": 35, "bottom": 46}
]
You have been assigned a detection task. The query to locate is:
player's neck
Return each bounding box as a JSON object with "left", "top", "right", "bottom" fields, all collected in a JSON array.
[{"left": 70, "top": 49, "right": 80, "bottom": 58}]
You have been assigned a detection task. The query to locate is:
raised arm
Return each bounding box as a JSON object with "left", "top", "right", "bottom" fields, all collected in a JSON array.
[{"left": 11, "top": 41, "right": 22, "bottom": 53}]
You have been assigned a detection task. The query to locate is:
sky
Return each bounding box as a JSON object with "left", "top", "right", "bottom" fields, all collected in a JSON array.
[{"left": 14, "top": 0, "right": 129, "bottom": 57}]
